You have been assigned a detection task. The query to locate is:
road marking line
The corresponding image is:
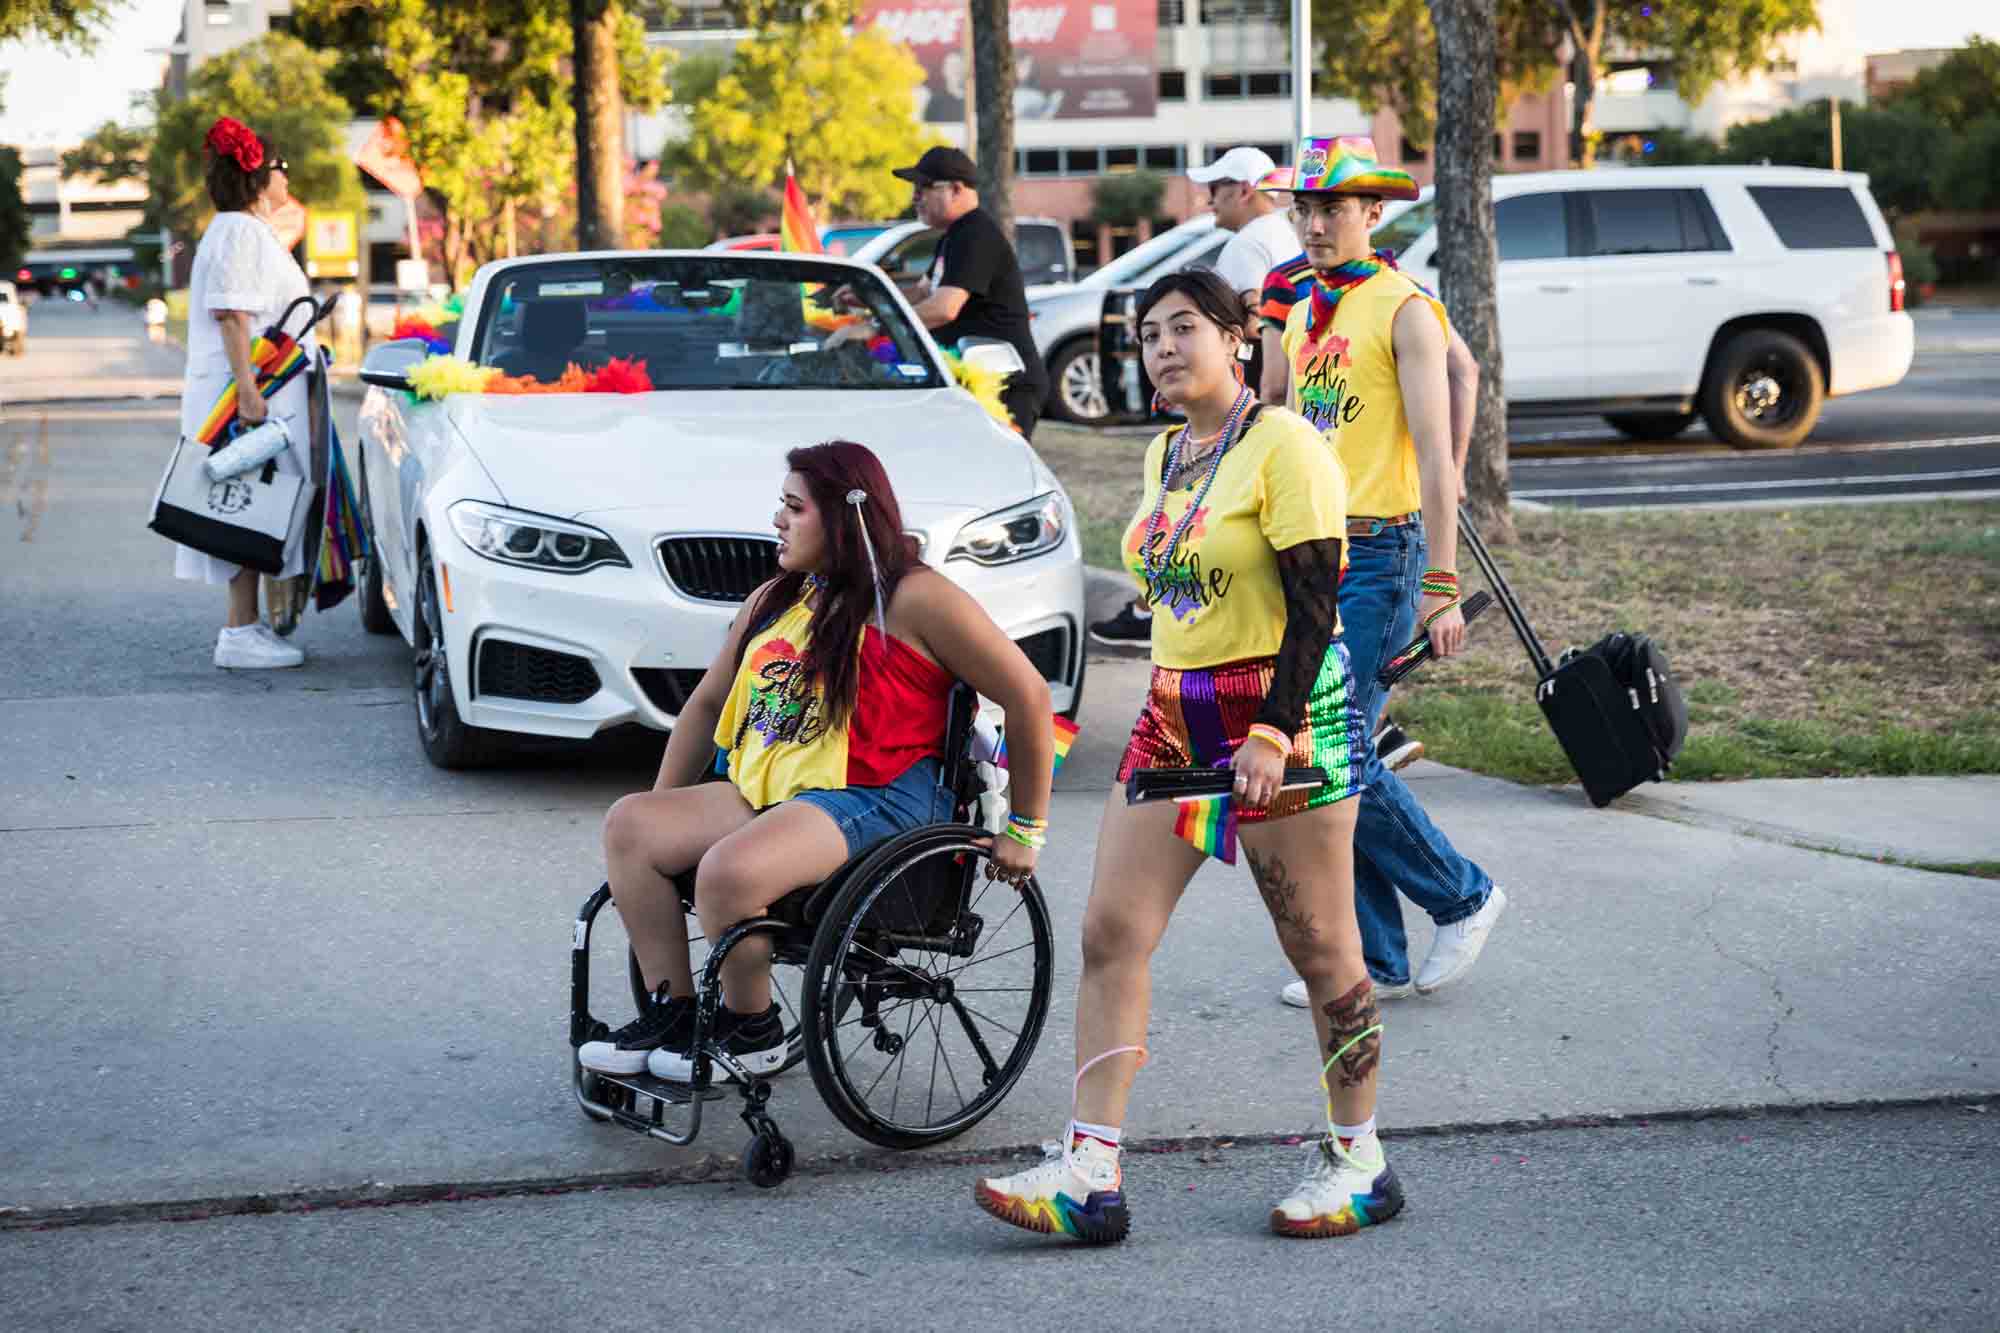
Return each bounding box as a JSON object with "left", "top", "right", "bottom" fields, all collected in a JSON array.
[
  {"left": 1518, "top": 466, "right": 2000, "bottom": 499},
  {"left": 1514, "top": 433, "right": 2000, "bottom": 468}
]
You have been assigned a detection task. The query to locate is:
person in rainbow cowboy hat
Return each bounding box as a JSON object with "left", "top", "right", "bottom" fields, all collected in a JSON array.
[{"left": 1258, "top": 137, "right": 1510, "bottom": 1010}]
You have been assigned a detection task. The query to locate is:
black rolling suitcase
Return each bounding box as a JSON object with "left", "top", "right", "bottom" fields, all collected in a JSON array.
[{"left": 1457, "top": 507, "right": 1687, "bottom": 806}]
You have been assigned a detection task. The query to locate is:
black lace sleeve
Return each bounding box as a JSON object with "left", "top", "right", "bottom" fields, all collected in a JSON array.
[{"left": 1252, "top": 537, "right": 1344, "bottom": 736}]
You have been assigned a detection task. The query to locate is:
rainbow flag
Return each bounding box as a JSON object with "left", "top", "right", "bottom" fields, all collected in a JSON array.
[
  {"left": 994, "top": 714, "right": 1081, "bottom": 776},
  {"left": 780, "top": 161, "right": 822, "bottom": 254},
  {"left": 1174, "top": 794, "right": 1237, "bottom": 864},
  {"left": 194, "top": 335, "right": 310, "bottom": 446}
]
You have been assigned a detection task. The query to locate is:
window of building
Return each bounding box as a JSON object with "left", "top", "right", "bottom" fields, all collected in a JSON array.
[
  {"left": 1583, "top": 188, "right": 1731, "bottom": 256},
  {"left": 1746, "top": 185, "right": 1875, "bottom": 249},
  {"left": 1205, "top": 72, "right": 1243, "bottom": 98},
  {"left": 1244, "top": 71, "right": 1288, "bottom": 98},
  {"left": 1158, "top": 0, "right": 1187, "bottom": 23},
  {"left": 1512, "top": 131, "right": 1542, "bottom": 161},
  {"left": 1495, "top": 193, "right": 1569, "bottom": 261},
  {"left": 1255, "top": 141, "right": 1290, "bottom": 165},
  {"left": 1022, "top": 148, "right": 1063, "bottom": 177},
  {"left": 1493, "top": 133, "right": 1505, "bottom": 159},
  {"left": 1159, "top": 69, "right": 1186, "bottom": 101},
  {"left": 1064, "top": 147, "right": 1102, "bottom": 175},
  {"left": 204, "top": 0, "right": 232, "bottom": 26},
  {"left": 1143, "top": 145, "right": 1185, "bottom": 171},
  {"left": 1105, "top": 146, "right": 1140, "bottom": 170},
  {"left": 1400, "top": 137, "right": 1427, "bottom": 163}
]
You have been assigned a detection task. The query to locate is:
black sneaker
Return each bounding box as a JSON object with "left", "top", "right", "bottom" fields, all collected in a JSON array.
[
  {"left": 648, "top": 1002, "right": 787, "bottom": 1082},
  {"left": 577, "top": 986, "right": 694, "bottom": 1075},
  {"left": 1089, "top": 603, "right": 1153, "bottom": 647},
  {"left": 1375, "top": 721, "right": 1424, "bottom": 773}
]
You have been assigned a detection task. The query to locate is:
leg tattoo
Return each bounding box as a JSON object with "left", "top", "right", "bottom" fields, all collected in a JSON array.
[
  {"left": 1246, "top": 847, "right": 1320, "bottom": 947},
  {"left": 1322, "top": 979, "right": 1382, "bottom": 1088}
]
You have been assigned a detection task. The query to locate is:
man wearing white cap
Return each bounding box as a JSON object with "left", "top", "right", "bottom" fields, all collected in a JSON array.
[{"left": 1089, "top": 145, "right": 1297, "bottom": 648}]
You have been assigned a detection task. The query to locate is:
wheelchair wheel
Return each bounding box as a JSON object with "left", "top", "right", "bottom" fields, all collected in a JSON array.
[
  {"left": 628, "top": 935, "right": 807, "bottom": 1075},
  {"left": 802, "top": 827, "right": 1054, "bottom": 1149}
]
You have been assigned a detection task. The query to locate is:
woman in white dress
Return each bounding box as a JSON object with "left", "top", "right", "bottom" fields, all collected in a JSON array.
[{"left": 173, "top": 117, "right": 316, "bottom": 670}]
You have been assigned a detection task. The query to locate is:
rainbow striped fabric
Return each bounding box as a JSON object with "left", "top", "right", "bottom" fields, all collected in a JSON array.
[
  {"left": 994, "top": 714, "right": 1080, "bottom": 776},
  {"left": 781, "top": 162, "right": 822, "bottom": 255},
  {"left": 194, "top": 335, "right": 310, "bottom": 446}
]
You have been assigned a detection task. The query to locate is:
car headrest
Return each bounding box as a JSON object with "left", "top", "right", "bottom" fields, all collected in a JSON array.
[{"left": 520, "top": 300, "right": 588, "bottom": 355}]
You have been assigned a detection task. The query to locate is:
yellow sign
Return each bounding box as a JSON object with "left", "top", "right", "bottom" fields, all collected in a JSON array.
[{"left": 304, "top": 210, "right": 359, "bottom": 278}]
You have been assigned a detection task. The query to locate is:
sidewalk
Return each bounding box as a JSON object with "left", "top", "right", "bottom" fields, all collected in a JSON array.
[{"left": 0, "top": 302, "right": 185, "bottom": 405}]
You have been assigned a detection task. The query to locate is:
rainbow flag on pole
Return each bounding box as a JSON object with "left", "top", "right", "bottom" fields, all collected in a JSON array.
[
  {"left": 780, "top": 160, "right": 822, "bottom": 254},
  {"left": 993, "top": 714, "right": 1080, "bottom": 776}
]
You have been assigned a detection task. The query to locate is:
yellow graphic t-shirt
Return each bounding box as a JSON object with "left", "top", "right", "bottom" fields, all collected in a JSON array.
[
  {"left": 712, "top": 595, "right": 847, "bottom": 809},
  {"left": 1120, "top": 408, "right": 1348, "bottom": 670},
  {"left": 1281, "top": 268, "right": 1449, "bottom": 519}
]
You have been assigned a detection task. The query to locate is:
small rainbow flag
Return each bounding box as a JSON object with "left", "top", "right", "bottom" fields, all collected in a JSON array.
[
  {"left": 194, "top": 336, "right": 309, "bottom": 446},
  {"left": 780, "top": 160, "right": 822, "bottom": 255},
  {"left": 1174, "top": 794, "right": 1237, "bottom": 864},
  {"left": 994, "top": 714, "right": 1081, "bottom": 776}
]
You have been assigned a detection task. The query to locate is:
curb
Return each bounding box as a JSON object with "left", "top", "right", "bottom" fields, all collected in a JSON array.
[{"left": 5, "top": 1090, "right": 1988, "bottom": 1233}]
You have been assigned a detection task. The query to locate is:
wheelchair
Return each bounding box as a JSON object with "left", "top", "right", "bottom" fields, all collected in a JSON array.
[{"left": 569, "top": 685, "right": 1055, "bottom": 1187}]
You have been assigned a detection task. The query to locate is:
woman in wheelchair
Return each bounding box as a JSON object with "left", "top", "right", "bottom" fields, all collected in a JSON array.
[
  {"left": 580, "top": 440, "right": 1055, "bottom": 1082},
  {"left": 974, "top": 270, "right": 1397, "bottom": 1243}
]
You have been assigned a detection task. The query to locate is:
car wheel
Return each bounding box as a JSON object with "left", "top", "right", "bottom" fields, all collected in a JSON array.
[
  {"left": 413, "top": 543, "right": 497, "bottom": 769},
  {"left": 1698, "top": 329, "right": 1824, "bottom": 451},
  {"left": 1048, "top": 339, "right": 1109, "bottom": 424},
  {"left": 1603, "top": 412, "right": 1696, "bottom": 442}
]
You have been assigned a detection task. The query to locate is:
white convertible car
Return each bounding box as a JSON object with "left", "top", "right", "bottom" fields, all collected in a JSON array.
[{"left": 354, "top": 250, "right": 1086, "bottom": 767}]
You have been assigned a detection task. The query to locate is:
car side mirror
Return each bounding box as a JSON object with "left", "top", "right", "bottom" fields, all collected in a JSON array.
[
  {"left": 359, "top": 337, "right": 431, "bottom": 391},
  {"left": 957, "top": 337, "right": 1024, "bottom": 376}
]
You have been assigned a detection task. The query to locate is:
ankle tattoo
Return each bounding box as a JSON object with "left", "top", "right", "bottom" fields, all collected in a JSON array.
[{"left": 1321, "top": 979, "right": 1382, "bottom": 1088}]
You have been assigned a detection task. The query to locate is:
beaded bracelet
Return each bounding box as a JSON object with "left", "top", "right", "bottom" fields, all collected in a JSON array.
[
  {"left": 1246, "top": 723, "right": 1291, "bottom": 756},
  {"left": 1002, "top": 823, "right": 1047, "bottom": 850},
  {"left": 1007, "top": 812, "right": 1048, "bottom": 830},
  {"left": 1420, "top": 568, "right": 1459, "bottom": 599}
]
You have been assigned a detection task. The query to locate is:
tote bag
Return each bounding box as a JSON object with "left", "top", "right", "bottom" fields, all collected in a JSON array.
[{"left": 148, "top": 433, "right": 311, "bottom": 575}]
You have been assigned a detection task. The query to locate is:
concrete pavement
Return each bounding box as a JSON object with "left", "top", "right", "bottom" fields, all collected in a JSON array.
[{"left": 0, "top": 300, "right": 185, "bottom": 405}]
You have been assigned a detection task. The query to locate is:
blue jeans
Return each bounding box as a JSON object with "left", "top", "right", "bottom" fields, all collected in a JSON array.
[{"left": 1343, "top": 525, "right": 1493, "bottom": 985}]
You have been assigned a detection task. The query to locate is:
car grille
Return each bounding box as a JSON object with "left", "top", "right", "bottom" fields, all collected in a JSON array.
[
  {"left": 1014, "top": 627, "right": 1071, "bottom": 684},
  {"left": 657, "top": 536, "right": 780, "bottom": 603},
  {"left": 476, "top": 639, "right": 601, "bottom": 705},
  {"left": 633, "top": 668, "right": 708, "bottom": 715}
]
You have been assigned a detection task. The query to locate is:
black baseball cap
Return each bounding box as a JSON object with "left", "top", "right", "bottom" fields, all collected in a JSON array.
[{"left": 893, "top": 146, "right": 978, "bottom": 185}]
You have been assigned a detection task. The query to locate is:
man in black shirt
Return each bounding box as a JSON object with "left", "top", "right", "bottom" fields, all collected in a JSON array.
[{"left": 890, "top": 147, "right": 1051, "bottom": 440}]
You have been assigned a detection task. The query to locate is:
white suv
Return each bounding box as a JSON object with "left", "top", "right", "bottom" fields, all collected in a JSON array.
[
  {"left": 1379, "top": 166, "right": 1914, "bottom": 448},
  {"left": 0, "top": 281, "right": 25, "bottom": 357}
]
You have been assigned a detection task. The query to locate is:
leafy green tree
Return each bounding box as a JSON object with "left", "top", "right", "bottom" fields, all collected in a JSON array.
[
  {"left": 1604, "top": 125, "right": 1721, "bottom": 166},
  {"left": 1882, "top": 35, "right": 2000, "bottom": 133},
  {"left": 708, "top": 182, "right": 775, "bottom": 237},
  {"left": 1718, "top": 100, "right": 1942, "bottom": 217},
  {"left": 0, "top": 147, "right": 31, "bottom": 274},
  {"left": 146, "top": 34, "right": 364, "bottom": 240},
  {"left": 62, "top": 119, "right": 150, "bottom": 185},
  {"left": 1938, "top": 116, "right": 2000, "bottom": 212},
  {"left": 0, "top": 0, "right": 126, "bottom": 49},
  {"left": 1312, "top": 0, "right": 1819, "bottom": 164},
  {"left": 658, "top": 201, "right": 711, "bottom": 248},
  {"left": 1089, "top": 171, "right": 1166, "bottom": 228},
  {"left": 672, "top": 2, "right": 938, "bottom": 220}
]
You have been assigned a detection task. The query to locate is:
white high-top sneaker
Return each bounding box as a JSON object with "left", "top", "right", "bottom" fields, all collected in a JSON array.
[
  {"left": 1270, "top": 1133, "right": 1405, "bottom": 1238},
  {"left": 974, "top": 1132, "right": 1129, "bottom": 1244},
  {"left": 214, "top": 624, "right": 304, "bottom": 669}
]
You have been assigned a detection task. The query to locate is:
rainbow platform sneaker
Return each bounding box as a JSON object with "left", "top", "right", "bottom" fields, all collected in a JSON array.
[
  {"left": 1270, "top": 1133, "right": 1405, "bottom": 1238},
  {"left": 973, "top": 1134, "right": 1130, "bottom": 1244}
]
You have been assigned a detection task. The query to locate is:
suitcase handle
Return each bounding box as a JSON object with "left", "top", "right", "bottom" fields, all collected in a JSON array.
[{"left": 1456, "top": 505, "right": 1554, "bottom": 679}]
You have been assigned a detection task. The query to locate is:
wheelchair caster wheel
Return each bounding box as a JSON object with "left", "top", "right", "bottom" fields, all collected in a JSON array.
[{"left": 743, "top": 1130, "right": 794, "bottom": 1188}]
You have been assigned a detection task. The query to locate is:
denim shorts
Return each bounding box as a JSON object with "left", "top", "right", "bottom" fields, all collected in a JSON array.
[{"left": 789, "top": 758, "right": 953, "bottom": 856}]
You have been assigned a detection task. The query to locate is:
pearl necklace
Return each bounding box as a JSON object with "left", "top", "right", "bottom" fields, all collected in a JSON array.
[{"left": 1140, "top": 386, "right": 1254, "bottom": 583}]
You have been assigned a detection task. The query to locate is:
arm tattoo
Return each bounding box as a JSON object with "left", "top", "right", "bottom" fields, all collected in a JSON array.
[
  {"left": 1246, "top": 847, "right": 1319, "bottom": 946},
  {"left": 1321, "top": 978, "right": 1382, "bottom": 1088},
  {"left": 1253, "top": 537, "right": 1343, "bottom": 736}
]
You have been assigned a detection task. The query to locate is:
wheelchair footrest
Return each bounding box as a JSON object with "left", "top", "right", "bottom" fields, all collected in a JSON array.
[{"left": 595, "top": 1070, "right": 729, "bottom": 1105}]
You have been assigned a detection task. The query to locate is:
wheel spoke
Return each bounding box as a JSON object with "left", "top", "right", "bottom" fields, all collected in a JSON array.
[{"left": 951, "top": 999, "right": 1023, "bottom": 1039}]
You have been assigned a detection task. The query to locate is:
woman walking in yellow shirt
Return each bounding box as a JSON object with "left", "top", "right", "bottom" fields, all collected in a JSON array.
[{"left": 973, "top": 270, "right": 1400, "bottom": 1243}]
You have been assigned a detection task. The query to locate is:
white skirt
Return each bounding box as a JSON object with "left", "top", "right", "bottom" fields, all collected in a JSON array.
[{"left": 171, "top": 370, "right": 314, "bottom": 585}]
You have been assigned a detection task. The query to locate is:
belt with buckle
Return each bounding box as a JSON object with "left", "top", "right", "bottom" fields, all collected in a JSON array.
[{"left": 1346, "top": 512, "right": 1421, "bottom": 538}]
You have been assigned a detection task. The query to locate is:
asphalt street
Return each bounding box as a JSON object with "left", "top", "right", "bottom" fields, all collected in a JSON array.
[
  {"left": 3, "top": 300, "right": 1996, "bottom": 1327},
  {"left": 6, "top": 1107, "right": 1995, "bottom": 1331}
]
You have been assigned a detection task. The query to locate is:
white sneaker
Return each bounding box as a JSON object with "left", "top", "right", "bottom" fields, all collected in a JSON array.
[
  {"left": 1270, "top": 1133, "right": 1404, "bottom": 1237},
  {"left": 1280, "top": 976, "right": 1414, "bottom": 1008},
  {"left": 973, "top": 1132, "right": 1129, "bottom": 1243},
  {"left": 1414, "top": 886, "right": 1508, "bottom": 994},
  {"left": 214, "top": 624, "right": 304, "bottom": 669}
]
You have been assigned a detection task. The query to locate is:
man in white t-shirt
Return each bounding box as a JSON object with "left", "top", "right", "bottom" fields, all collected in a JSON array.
[{"left": 1089, "top": 145, "right": 1301, "bottom": 648}]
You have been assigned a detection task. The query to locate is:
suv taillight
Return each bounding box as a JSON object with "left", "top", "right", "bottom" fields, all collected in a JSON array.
[{"left": 1887, "top": 250, "right": 1906, "bottom": 313}]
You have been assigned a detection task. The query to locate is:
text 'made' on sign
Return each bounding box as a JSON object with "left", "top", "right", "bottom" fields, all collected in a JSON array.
[{"left": 859, "top": 0, "right": 1158, "bottom": 123}]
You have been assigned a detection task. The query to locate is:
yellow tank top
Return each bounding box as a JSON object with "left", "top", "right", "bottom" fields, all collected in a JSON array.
[
  {"left": 1281, "top": 268, "right": 1448, "bottom": 519},
  {"left": 712, "top": 596, "right": 848, "bottom": 809}
]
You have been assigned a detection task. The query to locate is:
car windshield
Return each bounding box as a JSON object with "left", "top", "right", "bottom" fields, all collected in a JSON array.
[
  {"left": 1371, "top": 197, "right": 1436, "bottom": 259},
  {"left": 468, "top": 257, "right": 947, "bottom": 391},
  {"left": 1078, "top": 218, "right": 1217, "bottom": 288}
]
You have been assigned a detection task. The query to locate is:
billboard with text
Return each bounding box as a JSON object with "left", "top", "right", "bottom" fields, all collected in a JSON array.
[{"left": 860, "top": 0, "right": 1157, "bottom": 122}]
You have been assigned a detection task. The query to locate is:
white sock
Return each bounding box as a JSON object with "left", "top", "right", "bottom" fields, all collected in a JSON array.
[
  {"left": 1070, "top": 1119, "right": 1122, "bottom": 1149},
  {"left": 1331, "top": 1117, "right": 1377, "bottom": 1143},
  {"left": 1129, "top": 605, "right": 1151, "bottom": 620}
]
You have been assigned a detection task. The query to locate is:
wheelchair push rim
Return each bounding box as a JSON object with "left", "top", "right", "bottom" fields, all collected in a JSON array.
[{"left": 802, "top": 826, "right": 1054, "bottom": 1149}]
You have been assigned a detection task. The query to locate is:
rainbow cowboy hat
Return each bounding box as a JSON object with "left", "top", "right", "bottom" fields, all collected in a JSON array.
[{"left": 1255, "top": 135, "right": 1419, "bottom": 202}]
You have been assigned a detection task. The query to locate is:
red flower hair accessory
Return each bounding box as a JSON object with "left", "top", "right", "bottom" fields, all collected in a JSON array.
[{"left": 205, "top": 117, "right": 265, "bottom": 173}]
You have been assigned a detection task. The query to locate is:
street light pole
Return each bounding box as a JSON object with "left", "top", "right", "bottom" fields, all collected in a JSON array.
[
  {"left": 1292, "top": 0, "right": 1311, "bottom": 147},
  {"left": 1829, "top": 96, "right": 1843, "bottom": 172}
]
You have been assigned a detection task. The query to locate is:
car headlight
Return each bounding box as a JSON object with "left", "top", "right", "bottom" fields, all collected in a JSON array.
[
  {"left": 448, "top": 500, "right": 630, "bottom": 574},
  {"left": 947, "top": 492, "right": 1066, "bottom": 566}
]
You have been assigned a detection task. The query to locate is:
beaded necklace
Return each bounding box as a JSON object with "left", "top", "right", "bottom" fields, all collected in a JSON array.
[{"left": 1140, "top": 385, "right": 1254, "bottom": 583}]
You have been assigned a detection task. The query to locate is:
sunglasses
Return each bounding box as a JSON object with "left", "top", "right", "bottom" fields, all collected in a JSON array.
[{"left": 270, "top": 158, "right": 290, "bottom": 174}]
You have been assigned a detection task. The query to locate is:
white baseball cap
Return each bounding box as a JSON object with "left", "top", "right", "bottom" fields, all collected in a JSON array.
[{"left": 1189, "top": 146, "right": 1278, "bottom": 186}]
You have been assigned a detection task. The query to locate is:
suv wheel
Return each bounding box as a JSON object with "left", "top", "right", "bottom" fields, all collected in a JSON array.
[
  {"left": 1603, "top": 412, "right": 1696, "bottom": 442},
  {"left": 1049, "top": 339, "right": 1109, "bottom": 424},
  {"left": 1698, "top": 329, "right": 1825, "bottom": 451}
]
